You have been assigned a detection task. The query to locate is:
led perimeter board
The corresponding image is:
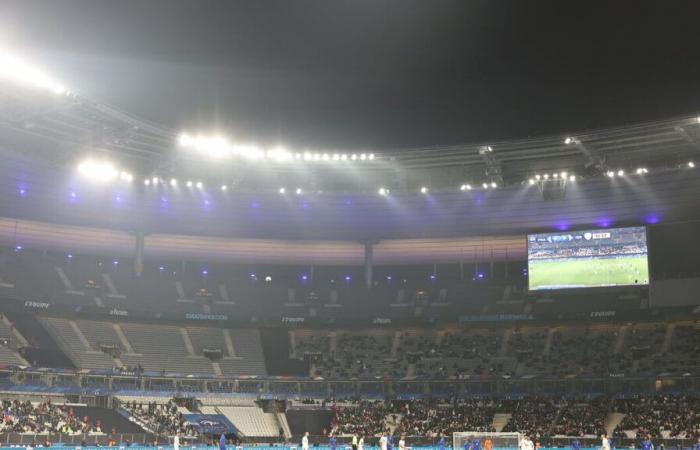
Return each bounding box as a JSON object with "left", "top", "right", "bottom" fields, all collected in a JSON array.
[{"left": 527, "top": 226, "right": 649, "bottom": 290}]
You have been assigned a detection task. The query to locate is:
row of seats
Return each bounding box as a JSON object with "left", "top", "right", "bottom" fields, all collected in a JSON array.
[{"left": 39, "top": 317, "right": 266, "bottom": 376}]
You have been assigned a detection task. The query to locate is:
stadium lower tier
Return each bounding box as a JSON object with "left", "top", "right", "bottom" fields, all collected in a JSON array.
[{"left": 2, "top": 396, "right": 700, "bottom": 446}]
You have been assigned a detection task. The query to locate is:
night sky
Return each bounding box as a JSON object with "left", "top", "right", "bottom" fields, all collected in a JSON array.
[{"left": 1, "top": 0, "right": 699, "bottom": 150}]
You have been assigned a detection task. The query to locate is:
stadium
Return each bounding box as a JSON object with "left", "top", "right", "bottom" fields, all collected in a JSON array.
[{"left": 1, "top": 3, "right": 700, "bottom": 450}]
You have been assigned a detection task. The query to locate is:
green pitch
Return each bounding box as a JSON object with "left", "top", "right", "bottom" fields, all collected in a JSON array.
[{"left": 529, "top": 255, "right": 649, "bottom": 290}]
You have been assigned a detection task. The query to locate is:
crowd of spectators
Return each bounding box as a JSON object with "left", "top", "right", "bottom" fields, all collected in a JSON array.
[
  {"left": 295, "top": 323, "right": 690, "bottom": 380},
  {"left": 331, "top": 400, "right": 388, "bottom": 437},
  {"left": 502, "top": 397, "right": 558, "bottom": 440},
  {"left": 0, "top": 400, "right": 102, "bottom": 434},
  {"left": 613, "top": 395, "right": 700, "bottom": 439},
  {"left": 122, "top": 400, "right": 199, "bottom": 438},
  {"left": 551, "top": 397, "right": 608, "bottom": 437},
  {"left": 396, "top": 400, "right": 497, "bottom": 437}
]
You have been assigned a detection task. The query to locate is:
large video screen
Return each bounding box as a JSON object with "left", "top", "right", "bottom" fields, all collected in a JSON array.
[{"left": 528, "top": 226, "right": 649, "bottom": 290}]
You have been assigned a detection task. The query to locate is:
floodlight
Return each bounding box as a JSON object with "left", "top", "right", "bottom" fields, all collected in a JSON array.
[
  {"left": 420, "top": 186, "right": 428, "bottom": 194},
  {"left": 0, "top": 51, "right": 68, "bottom": 95},
  {"left": 77, "top": 160, "right": 118, "bottom": 182}
]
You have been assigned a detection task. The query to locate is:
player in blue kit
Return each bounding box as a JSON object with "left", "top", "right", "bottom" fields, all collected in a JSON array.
[
  {"left": 439, "top": 436, "right": 446, "bottom": 450},
  {"left": 464, "top": 438, "right": 472, "bottom": 450},
  {"left": 472, "top": 437, "right": 481, "bottom": 450},
  {"left": 387, "top": 432, "right": 394, "bottom": 450},
  {"left": 693, "top": 437, "right": 700, "bottom": 450},
  {"left": 641, "top": 436, "right": 654, "bottom": 450},
  {"left": 329, "top": 435, "right": 337, "bottom": 450},
  {"left": 571, "top": 440, "right": 580, "bottom": 450}
]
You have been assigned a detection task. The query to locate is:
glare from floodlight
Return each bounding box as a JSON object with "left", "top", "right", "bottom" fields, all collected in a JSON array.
[
  {"left": 313, "top": 153, "right": 320, "bottom": 161},
  {"left": 378, "top": 187, "right": 388, "bottom": 195},
  {"left": 220, "top": 185, "right": 227, "bottom": 191},
  {"left": 561, "top": 171, "right": 567, "bottom": 178},
  {"left": 295, "top": 153, "right": 302, "bottom": 160},
  {"left": 689, "top": 161, "right": 696, "bottom": 168},
  {"left": 332, "top": 154, "right": 340, "bottom": 161},
  {"left": 460, "top": 184, "right": 472, "bottom": 191},
  {"left": 543, "top": 174, "right": 549, "bottom": 180},
  {"left": 491, "top": 182, "right": 497, "bottom": 188},
  {"left": 486, "top": 146, "right": 493, "bottom": 152},
  {"left": 151, "top": 176, "right": 159, "bottom": 184},
  {"left": 482, "top": 183, "right": 488, "bottom": 189},
  {"left": 196, "top": 181, "right": 203, "bottom": 189},
  {"left": 636, "top": 168, "right": 648, "bottom": 174},
  {"left": 0, "top": 51, "right": 68, "bottom": 95},
  {"left": 119, "top": 171, "right": 133, "bottom": 182},
  {"left": 606, "top": 171, "right": 615, "bottom": 178},
  {"left": 360, "top": 153, "right": 367, "bottom": 160},
  {"left": 341, "top": 154, "right": 348, "bottom": 161},
  {"left": 170, "top": 178, "right": 177, "bottom": 187},
  {"left": 528, "top": 179, "right": 535, "bottom": 185},
  {"left": 279, "top": 187, "right": 286, "bottom": 194},
  {"left": 144, "top": 179, "right": 151, "bottom": 186},
  {"left": 420, "top": 186, "right": 428, "bottom": 194},
  {"left": 77, "top": 160, "right": 119, "bottom": 182},
  {"left": 535, "top": 174, "right": 541, "bottom": 180},
  {"left": 617, "top": 170, "right": 624, "bottom": 176},
  {"left": 351, "top": 154, "right": 358, "bottom": 160},
  {"left": 569, "top": 175, "right": 576, "bottom": 181},
  {"left": 369, "top": 154, "right": 375, "bottom": 160},
  {"left": 186, "top": 181, "right": 193, "bottom": 188},
  {"left": 295, "top": 188, "right": 302, "bottom": 195},
  {"left": 564, "top": 137, "right": 573, "bottom": 145},
  {"left": 553, "top": 173, "right": 559, "bottom": 179}
]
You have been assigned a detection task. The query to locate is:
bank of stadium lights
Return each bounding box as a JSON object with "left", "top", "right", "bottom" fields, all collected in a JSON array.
[
  {"left": 77, "top": 160, "right": 133, "bottom": 183},
  {"left": 178, "top": 133, "right": 375, "bottom": 164},
  {"left": 636, "top": 168, "right": 649, "bottom": 175},
  {"left": 460, "top": 184, "right": 472, "bottom": 191},
  {"left": 0, "top": 50, "right": 69, "bottom": 95},
  {"left": 378, "top": 187, "right": 389, "bottom": 196},
  {"left": 528, "top": 172, "right": 575, "bottom": 185}
]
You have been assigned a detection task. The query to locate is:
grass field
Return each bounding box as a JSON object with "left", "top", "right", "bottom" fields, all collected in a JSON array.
[{"left": 529, "top": 255, "right": 649, "bottom": 290}]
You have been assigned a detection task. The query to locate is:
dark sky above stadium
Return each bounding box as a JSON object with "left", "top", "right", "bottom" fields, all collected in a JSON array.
[{"left": 2, "top": 0, "right": 700, "bottom": 150}]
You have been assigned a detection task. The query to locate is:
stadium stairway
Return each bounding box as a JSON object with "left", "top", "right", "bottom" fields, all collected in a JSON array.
[
  {"left": 605, "top": 412, "right": 625, "bottom": 436},
  {"left": 661, "top": 323, "right": 675, "bottom": 353},
  {"left": 385, "top": 413, "right": 402, "bottom": 434},
  {"left": 492, "top": 413, "right": 512, "bottom": 432},
  {"left": 6, "top": 312, "right": 75, "bottom": 368},
  {"left": 613, "top": 325, "right": 628, "bottom": 354}
]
